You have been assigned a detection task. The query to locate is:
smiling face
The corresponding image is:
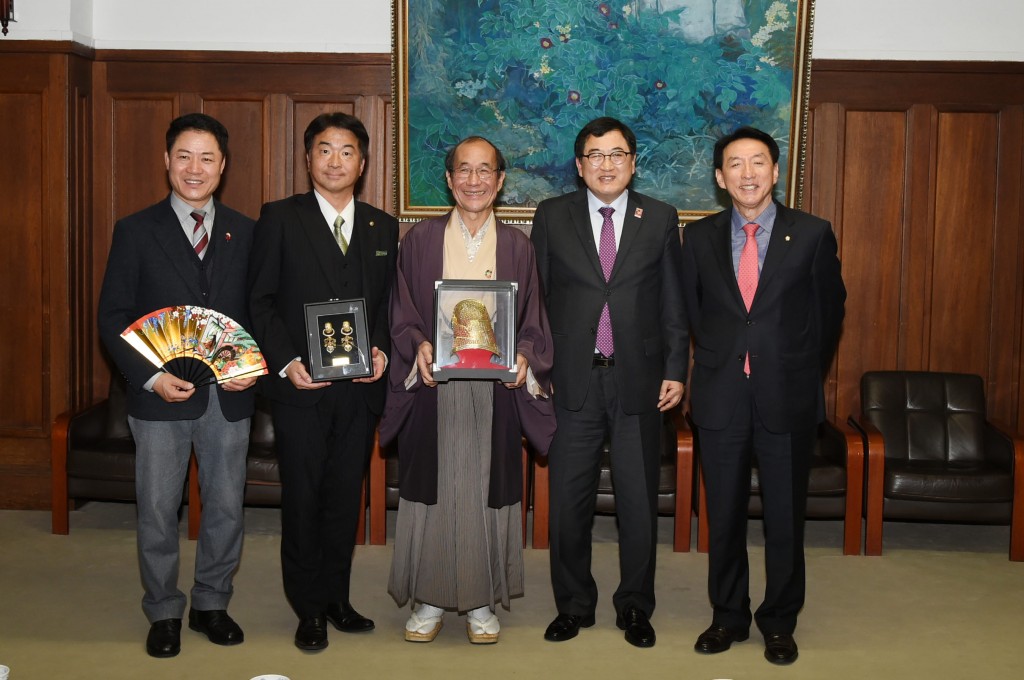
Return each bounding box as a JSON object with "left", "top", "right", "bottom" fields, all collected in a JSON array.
[
  {"left": 164, "top": 130, "right": 225, "bottom": 209},
  {"left": 445, "top": 138, "right": 505, "bottom": 225},
  {"left": 306, "top": 126, "right": 366, "bottom": 209},
  {"left": 575, "top": 130, "right": 636, "bottom": 205},
  {"left": 715, "top": 137, "right": 780, "bottom": 220}
]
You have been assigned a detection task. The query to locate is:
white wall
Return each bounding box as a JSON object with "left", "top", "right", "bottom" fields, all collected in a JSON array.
[{"left": 3, "top": 0, "right": 1023, "bottom": 61}]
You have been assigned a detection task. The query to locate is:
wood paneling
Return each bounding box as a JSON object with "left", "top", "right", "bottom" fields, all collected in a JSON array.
[
  {"left": 808, "top": 61, "right": 1024, "bottom": 427},
  {"left": 1, "top": 46, "right": 1022, "bottom": 508}
]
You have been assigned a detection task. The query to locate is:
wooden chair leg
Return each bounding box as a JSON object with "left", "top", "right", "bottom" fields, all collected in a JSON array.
[
  {"left": 673, "top": 425, "right": 694, "bottom": 552},
  {"left": 368, "top": 430, "right": 387, "bottom": 546},
  {"left": 187, "top": 453, "right": 201, "bottom": 541},
  {"left": 532, "top": 456, "right": 550, "bottom": 549},
  {"left": 1010, "top": 434, "right": 1024, "bottom": 561},
  {"left": 50, "top": 412, "right": 72, "bottom": 535},
  {"left": 862, "top": 424, "right": 886, "bottom": 556},
  {"left": 842, "top": 424, "right": 865, "bottom": 556}
]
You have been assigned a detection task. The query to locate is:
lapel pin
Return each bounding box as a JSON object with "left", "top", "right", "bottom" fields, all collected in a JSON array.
[
  {"left": 369, "top": 220, "right": 375, "bottom": 227},
  {"left": 634, "top": 207, "right": 643, "bottom": 218},
  {"left": 785, "top": 235, "right": 791, "bottom": 241},
  {"left": 225, "top": 232, "right": 232, "bottom": 242}
]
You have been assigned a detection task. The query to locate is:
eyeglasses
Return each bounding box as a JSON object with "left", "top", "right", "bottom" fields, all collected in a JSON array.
[
  {"left": 453, "top": 167, "right": 497, "bottom": 181},
  {"left": 580, "top": 150, "right": 633, "bottom": 167}
]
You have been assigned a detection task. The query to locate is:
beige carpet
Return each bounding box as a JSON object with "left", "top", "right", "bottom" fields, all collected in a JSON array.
[{"left": 0, "top": 503, "right": 1020, "bottom": 680}]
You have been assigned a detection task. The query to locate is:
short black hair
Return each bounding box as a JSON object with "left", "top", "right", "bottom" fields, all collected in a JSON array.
[
  {"left": 444, "top": 136, "right": 507, "bottom": 173},
  {"left": 713, "top": 126, "right": 780, "bottom": 170},
  {"left": 303, "top": 112, "right": 370, "bottom": 159},
  {"left": 574, "top": 117, "right": 637, "bottom": 158},
  {"left": 166, "top": 113, "right": 229, "bottom": 157}
]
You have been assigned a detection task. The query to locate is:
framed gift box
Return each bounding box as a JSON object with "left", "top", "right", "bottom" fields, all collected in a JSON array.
[
  {"left": 433, "top": 280, "right": 518, "bottom": 382},
  {"left": 304, "top": 298, "right": 372, "bottom": 381}
]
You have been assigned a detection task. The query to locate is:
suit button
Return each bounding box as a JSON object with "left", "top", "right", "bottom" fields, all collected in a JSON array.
[{"left": 746, "top": 320, "right": 754, "bottom": 326}]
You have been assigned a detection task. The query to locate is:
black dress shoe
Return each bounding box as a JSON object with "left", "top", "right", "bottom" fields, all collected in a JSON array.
[
  {"left": 295, "top": 616, "right": 328, "bottom": 651},
  {"left": 146, "top": 618, "right": 182, "bottom": 658},
  {"left": 188, "top": 608, "right": 244, "bottom": 645},
  {"left": 694, "top": 624, "right": 749, "bottom": 654},
  {"left": 764, "top": 632, "right": 799, "bottom": 664},
  {"left": 326, "top": 602, "right": 375, "bottom": 633},
  {"left": 616, "top": 607, "right": 656, "bottom": 648},
  {"left": 543, "top": 613, "right": 596, "bottom": 642}
]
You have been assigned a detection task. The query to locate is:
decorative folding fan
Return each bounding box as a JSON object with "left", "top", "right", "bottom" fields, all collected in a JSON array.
[{"left": 121, "top": 306, "right": 268, "bottom": 387}]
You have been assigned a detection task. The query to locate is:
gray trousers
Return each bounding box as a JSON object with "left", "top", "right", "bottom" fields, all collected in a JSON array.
[{"left": 128, "top": 388, "right": 249, "bottom": 622}]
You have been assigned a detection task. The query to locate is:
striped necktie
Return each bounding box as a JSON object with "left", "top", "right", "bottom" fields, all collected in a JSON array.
[{"left": 191, "top": 210, "right": 209, "bottom": 259}]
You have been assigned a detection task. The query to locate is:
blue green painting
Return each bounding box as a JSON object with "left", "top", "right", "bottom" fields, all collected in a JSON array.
[{"left": 397, "top": 0, "right": 810, "bottom": 218}]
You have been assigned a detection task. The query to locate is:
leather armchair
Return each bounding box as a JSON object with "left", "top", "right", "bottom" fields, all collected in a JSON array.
[
  {"left": 52, "top": 377, "right": 366, "bottom": 542},
  {"left": 529, "top": 413, "right": 695, "bottom": 552},
  {"left": 692, "top": 417, "right": 864, "bottom": 556},
  {"left": 849, "top": 371, "right": 1024, "bottom": 561}
]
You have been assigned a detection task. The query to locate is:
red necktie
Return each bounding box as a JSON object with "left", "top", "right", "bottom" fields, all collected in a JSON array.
[
  {"left": 191, "top": 211, "right": 209, "bottom": 259},
  {"left": 596, "top": 206, "right": 616, "bottom": 357},
  {"left": 738, "top": 223, "right": 759, "bottom": 375}
]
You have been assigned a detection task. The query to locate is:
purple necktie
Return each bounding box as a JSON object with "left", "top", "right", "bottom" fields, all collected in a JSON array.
[{"left": 596, "top": 206, "right": 616, "bottom": 357}]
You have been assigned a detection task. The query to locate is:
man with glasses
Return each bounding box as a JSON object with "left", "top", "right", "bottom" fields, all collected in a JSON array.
[{"left": 531, "top": 117, "right": 688, "bottom": 648}]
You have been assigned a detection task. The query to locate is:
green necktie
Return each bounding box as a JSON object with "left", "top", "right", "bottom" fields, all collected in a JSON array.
[{"left": 333, "top": 214, "right": 349, "bottom": 255}]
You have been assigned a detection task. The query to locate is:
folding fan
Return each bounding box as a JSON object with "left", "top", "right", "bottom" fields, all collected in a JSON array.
[{"left": 121, "top": 305, "right": 268, "bottom": 387}]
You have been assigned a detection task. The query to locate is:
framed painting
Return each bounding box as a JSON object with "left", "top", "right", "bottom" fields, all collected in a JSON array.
[{"left": 394, "top": 0, "right": 815, "bottom": 222}]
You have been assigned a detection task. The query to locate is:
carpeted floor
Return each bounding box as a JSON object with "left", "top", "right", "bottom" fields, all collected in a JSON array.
[{"left": 0, "top": 503, "right": 1020, "bottom": 680}]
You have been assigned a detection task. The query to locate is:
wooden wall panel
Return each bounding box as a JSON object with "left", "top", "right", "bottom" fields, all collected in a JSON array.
[
  {"left": 201, "top": 98, "right": 269, "bottom": 220},
  {"left": 110, "top": 98, "right": 177, "bottom": 221},
  {"left": 930, "top": 112, "right": 998, "bottom": 376},
  {"left": 809, "top": 61, "right": 1024, "bottom": 428},
  {"left": 830, "top": 111, "right": 908, "bottom": 422},
  {"left": 0, "top": 92, "right": 46, "bottom": 431}
]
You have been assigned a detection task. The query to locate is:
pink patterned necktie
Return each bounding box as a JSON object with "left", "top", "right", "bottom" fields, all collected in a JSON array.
[
  {"left": 191, "top": 210, "right": 209, "bottom": 259},
  {"left": 596, "top": 206, "right": 616, "bottom": 357},
  {"left": 738, "top": 222, "right": 759, "bottom": 375}
]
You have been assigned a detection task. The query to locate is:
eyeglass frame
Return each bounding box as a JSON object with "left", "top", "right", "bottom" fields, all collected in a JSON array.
[
  {"left": 450, "top": 166, "right": 501, "bottom": 181},
  {"left": 579, "top": 150, "right": 634, "bottom": 167}
]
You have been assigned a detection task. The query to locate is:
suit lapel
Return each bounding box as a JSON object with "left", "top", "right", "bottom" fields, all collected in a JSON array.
[
  {"left": 206, "top": 201, "right": 234, "bottom": 302},
  {"left": 612, "top": 194, "right": 644, "bottom": 281},
  {"left": 754, "top": 202, "right": 796, "bottom": 306},
  {"left": 712, "top": 209, "right": 746, "bottom": 310},
  {"left": 151, "top": 199, "right": 206, "bottom": 301},
  {"left": 569, "top": 190, "right": 604, "bottom": 282},
  {"left": 297, "top": 193, "right": 345, "bottom": 298}
]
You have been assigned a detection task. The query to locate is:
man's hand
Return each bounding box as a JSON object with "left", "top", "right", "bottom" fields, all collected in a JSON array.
[
  {"left": 658, "top": 379, "right": 684, "bottom": 412},
  {"left": 353, "top": 346, "right": 386, "bottom": 383},
  {"left": 416, "top": 341, "right": 438, "bottom": 388},
  {"left": 285, "top": 360, "right": 329, "bottom": 390},
  {"left": 503, "top": 353, "right": 529, "bottom": 389},
  {"left": 220, "top": 376, "right": 258, "bottom": 392},
  {"left": 153, "top": 373, "right": 195, "bottom": 403}
]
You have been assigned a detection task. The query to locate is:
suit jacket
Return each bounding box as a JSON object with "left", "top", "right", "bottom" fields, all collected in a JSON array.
[
  {"left": 247, "top": 191, "right": 398, "bottom": 414},
  {"left": 97, "top": 195, "right": 256, "bottom": 422},
  {"left": 681, "top": 201, "right": 846, "bottom": 433},
  {"left": 531, "top": 188, "right": 689, "bottom": 415}
]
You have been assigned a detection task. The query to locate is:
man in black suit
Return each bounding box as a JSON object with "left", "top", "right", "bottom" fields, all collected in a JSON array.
[
  {"left": 682, "top": 127, "right": 846, "bottom": 665},
  {"left": 248, "top": 112, "right": 398, "bottom": 651},
  {"left": 97, "top": 113, "right": 256, "bottom": 658},
  {"left": 531, "top": 117, "right": 688, "bottom": 648}
]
